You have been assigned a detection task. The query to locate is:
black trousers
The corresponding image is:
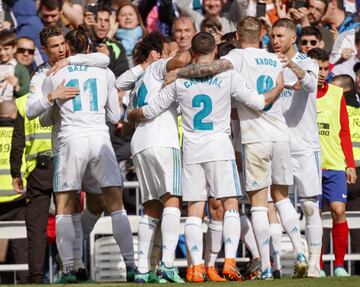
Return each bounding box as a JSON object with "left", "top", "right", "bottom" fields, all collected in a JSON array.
[
  {"left": 25, "top": 163, "right": 53, "bottom": 283},
  {"left": 0, "top": 198, "right": 28, "bottom": 284}
]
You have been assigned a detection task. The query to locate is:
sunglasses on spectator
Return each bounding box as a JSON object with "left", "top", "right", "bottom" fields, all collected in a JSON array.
[
  {"left": 301, "top": 39, "right": 318, "bottom": 46},
  {"left": 17, "top": 48, "right": 35, "bottom": 55}
]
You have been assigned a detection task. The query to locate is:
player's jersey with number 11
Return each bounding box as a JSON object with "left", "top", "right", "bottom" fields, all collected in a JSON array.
[{"left": 42, "top": 65, "right": 120, "bottom": 144}]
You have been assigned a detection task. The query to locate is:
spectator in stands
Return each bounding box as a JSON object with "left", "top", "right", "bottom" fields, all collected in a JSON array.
[
  {"left": 11, "top": 0, "right": 46, "bottom": 66},
  {"left": 38, "top": 0, "right": 71, "bottom": 34},
  {"left": 200, "top": 16, "right": 223, "bottom": 44},
  {"left": 322, "top": 0, "right": 360, "bottom": 34},
  {"left": 332, "top": 29, "right": 360, "bottom": 81},
  {"left": 0, "top": 100, "right": 28, "bottom": 284},
  {"left": 177, "top": 0, "right": 246, "bottom": 33},
  {"left": 113, "top": 2, "right": 147, "bottom": 66},
  {"left": 85, "top": 6, "right": 129, "bottom": 77},
  {"left": 61, "top": 0, "right": 84, "bottom": 29},
  {"left": 289, "top": 0, "right": 334, "bottom": 53},
  {"left": 308, "top": 47, "right": 357, "bottom": 277},
  {"left": 172, "top": 17, "right": 196, "bottom": 52},
  {"left": 0, "top": 30, "right": 30, "bottom": 101},
  {"left": 299, "top": 26, "right": 325, "bottom": 54},
  {"left": 15, "top": 37, "right": 36, "bottom": 75}
]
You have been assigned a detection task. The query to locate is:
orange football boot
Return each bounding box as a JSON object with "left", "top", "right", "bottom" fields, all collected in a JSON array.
[
  {"left": 206, "top": 266, "right": 227, "bottom": 282},
  {"left": 222, "top": 258, "right": 243, "bottom": 281}
]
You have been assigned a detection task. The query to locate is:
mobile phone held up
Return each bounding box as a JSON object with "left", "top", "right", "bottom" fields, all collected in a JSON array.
[
  {"left": 86, "top": 3, "right": 98, "bottom": 16},
  {"left": 256, "top": 2, "right": 266, "bottom": 18},
  {"left": 295, "top": 0, "right": 306, "bottom": 9}
]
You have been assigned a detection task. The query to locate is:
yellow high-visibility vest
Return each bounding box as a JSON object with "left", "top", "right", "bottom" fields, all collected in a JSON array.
[
  {"left": 0, "top": 125, "right": 25, "bottom": 202},
  {"left": 15, "top": 95, "right": 53, "bottom": 178},
  {"left": 346, "top": 105, "right": 360, "bottom": 167},
  {"left": 317, "top": 84, "right": 346, "bottom": 170}
]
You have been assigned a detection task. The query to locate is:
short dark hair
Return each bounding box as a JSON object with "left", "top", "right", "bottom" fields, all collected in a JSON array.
[
  {"left": 132, "top": 31, "right": 164, "bottom": 65},
  {"left": 354, "top": 62, "right": 360, "bottom": 74},
  {"left": 0, "top": 30, "right": 17, "bottom": 47},
  {"left": 217, "top": 42, "right": 235, "bottom": 58},
  {"left": 306, "top": 0, "right": 329, "bottom": 11},
  {"left": 65, "top": 25, "right": 89, "bottom": 54},
  {"left": 40, "top": 25, "right": 63, "bottom": 47},
  {"left": 307, "top": 48, "right": 329, "bottom": 61},
  {"left": 191, "top": 32, "right": 216, "bottom": 55},
  {"left": 331, "top": 74, "right": 355, "bottom": 91},
  {"left": 38, "top": 0, "right": 63, "bottom": 11},
  {"left": 272, "top": 18, "right": 297, "bottom": 33},
  {"left": 301, "top": 26, "right": 322, "bottom": 41},
  {"left": 221, "top": 31, "right": 237, "bottom": 43},
  {"left": 200, "top": 16, "right": 222, "bottom": 33},
  {"left": 237, "top": 16, "right": 261, "bottom": 44},
  {"left": 96, "top": 5, "right": 112, "bottom": 20}
]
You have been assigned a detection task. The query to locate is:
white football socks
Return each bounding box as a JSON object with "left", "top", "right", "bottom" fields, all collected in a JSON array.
[
  {"left": 72, "top": 213, "right": 85, "bottom": 271},
  {"left": 204, "top": 219, "right": 223, "bottom": 267},
  {"left": 111, "top": 210, "right": 135, "bottom": 266},
  {"left": 223, "top": 210, "right": 241, "bottom": 259},
  {"left": 56, "top": 215, "right": 75, "bottom": 274},
  {"left": 185, "top": 216, "right": 203, "bottom": 265},
  {"left": 270, "top": 223, "right": 282, "bottom": 271},
  {"left": 240, "top": 215, "right": 260, "bottom": 258},
  {"left": 251, "top": 207, "right": 271, "bottom": 272},
  {"left": 161, "top": 207, "right": 181, "bottom": 267},
  {"left": 138, "top": 215, "right": 159, "bottom": 273},
  {"left": 275, "top": 199, "right": 304, "bottom": 257}
]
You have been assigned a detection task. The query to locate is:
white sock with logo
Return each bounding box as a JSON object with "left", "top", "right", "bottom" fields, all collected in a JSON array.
[
  {"left": 223, "top": 210, "right": 241, "bottom": 259},
  {"left": 138, "top": 215, "right": 159, "bottom": 273},
  {"left": 161, "top": 207, "right": 181, "bottom": 267},
  {"left": 251, "top": 207, "right": 271, "bottom": 272},
  {"left": 185, "top": 216, "right": 203, "bottom": 265},
  {"left": 72, "top": 213, "right": 85, "bottom": 271},
  {"left": 275, "top": 199, "right": 304, "bottom": 257}
]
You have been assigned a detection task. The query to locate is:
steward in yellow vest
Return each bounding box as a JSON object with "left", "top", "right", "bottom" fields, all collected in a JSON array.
[
  {"left": 9, "top": 94, "right": 54, "bottom": 284},
  {"left": 0, "top": 100, "right": 28, "bottom": 284}
]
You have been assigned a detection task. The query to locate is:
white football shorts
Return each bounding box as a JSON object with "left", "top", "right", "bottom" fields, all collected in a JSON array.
[
  {"left": 243, "top": 141, "right": 293, "bottom": 192},
  {"left": 54, "top": 135, "right": 122, "bottom": 192},
  {"left": 182, "top": 160, "right": 242, "bottom": 202},
  {"left": 133, "top": 147, "right": 182, "bottom": 203}
]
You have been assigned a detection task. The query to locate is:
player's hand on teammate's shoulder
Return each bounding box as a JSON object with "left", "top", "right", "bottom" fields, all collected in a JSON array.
[
  {"left": 276, "top": 53, "right": 290, "bottom": 68},
  {"left": 163, "top": 69, "right": 179, "bottom": 87},
  {"left": 47, "top": 58, "right": 70, "bottom": 76},
  {"left": 48, "top": 79, "right": 80, "bottom": 102},
  {"left": 346, "top": 167, "right": 357, "bottom": 184}
]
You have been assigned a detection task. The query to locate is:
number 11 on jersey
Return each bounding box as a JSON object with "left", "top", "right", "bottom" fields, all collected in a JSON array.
[{"left": 65, "top": 78, "right": 99, "bottom": 112}]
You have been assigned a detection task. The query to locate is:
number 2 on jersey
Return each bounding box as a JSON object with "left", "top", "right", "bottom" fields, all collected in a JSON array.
[
  {"left": 192, "top": 94, "right": 213, "bottom": 130},
  {"left": 65, "top": 78, "right": 98, "bottom": 112},
  {"left": 256, "top": 75, "right": 273, "bottom": 112}
]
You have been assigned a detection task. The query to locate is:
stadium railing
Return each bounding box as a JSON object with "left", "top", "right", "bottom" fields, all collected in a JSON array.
[{"left": 0, "top": 221, "right": 28, "bottom": 283}]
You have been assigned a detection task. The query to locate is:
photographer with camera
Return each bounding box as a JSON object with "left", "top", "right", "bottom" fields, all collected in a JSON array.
[{"left": 84, "top": 5, "right": 129, "bottom": 76}]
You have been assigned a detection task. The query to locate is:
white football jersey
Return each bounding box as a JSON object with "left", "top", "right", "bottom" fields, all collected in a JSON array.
[
  {"left": 130, "top": 59, "right": 180, "bottom": 156},
  {"left": 143, "top": 70, "right": 265, "bottom": 164},
  {"left": 223, "top": 48, "right": 289, "bottom": 143},
  {"left": 280, "top": 52, "right": 320, "bottom": 153},
  {"left": 42, "top": 65, "right": 120, "bottom": 145}
]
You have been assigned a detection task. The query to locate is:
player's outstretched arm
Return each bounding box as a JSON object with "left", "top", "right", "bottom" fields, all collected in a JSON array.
[{"left": 177, "top": 59, "right": 233, "bottom": 78}]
